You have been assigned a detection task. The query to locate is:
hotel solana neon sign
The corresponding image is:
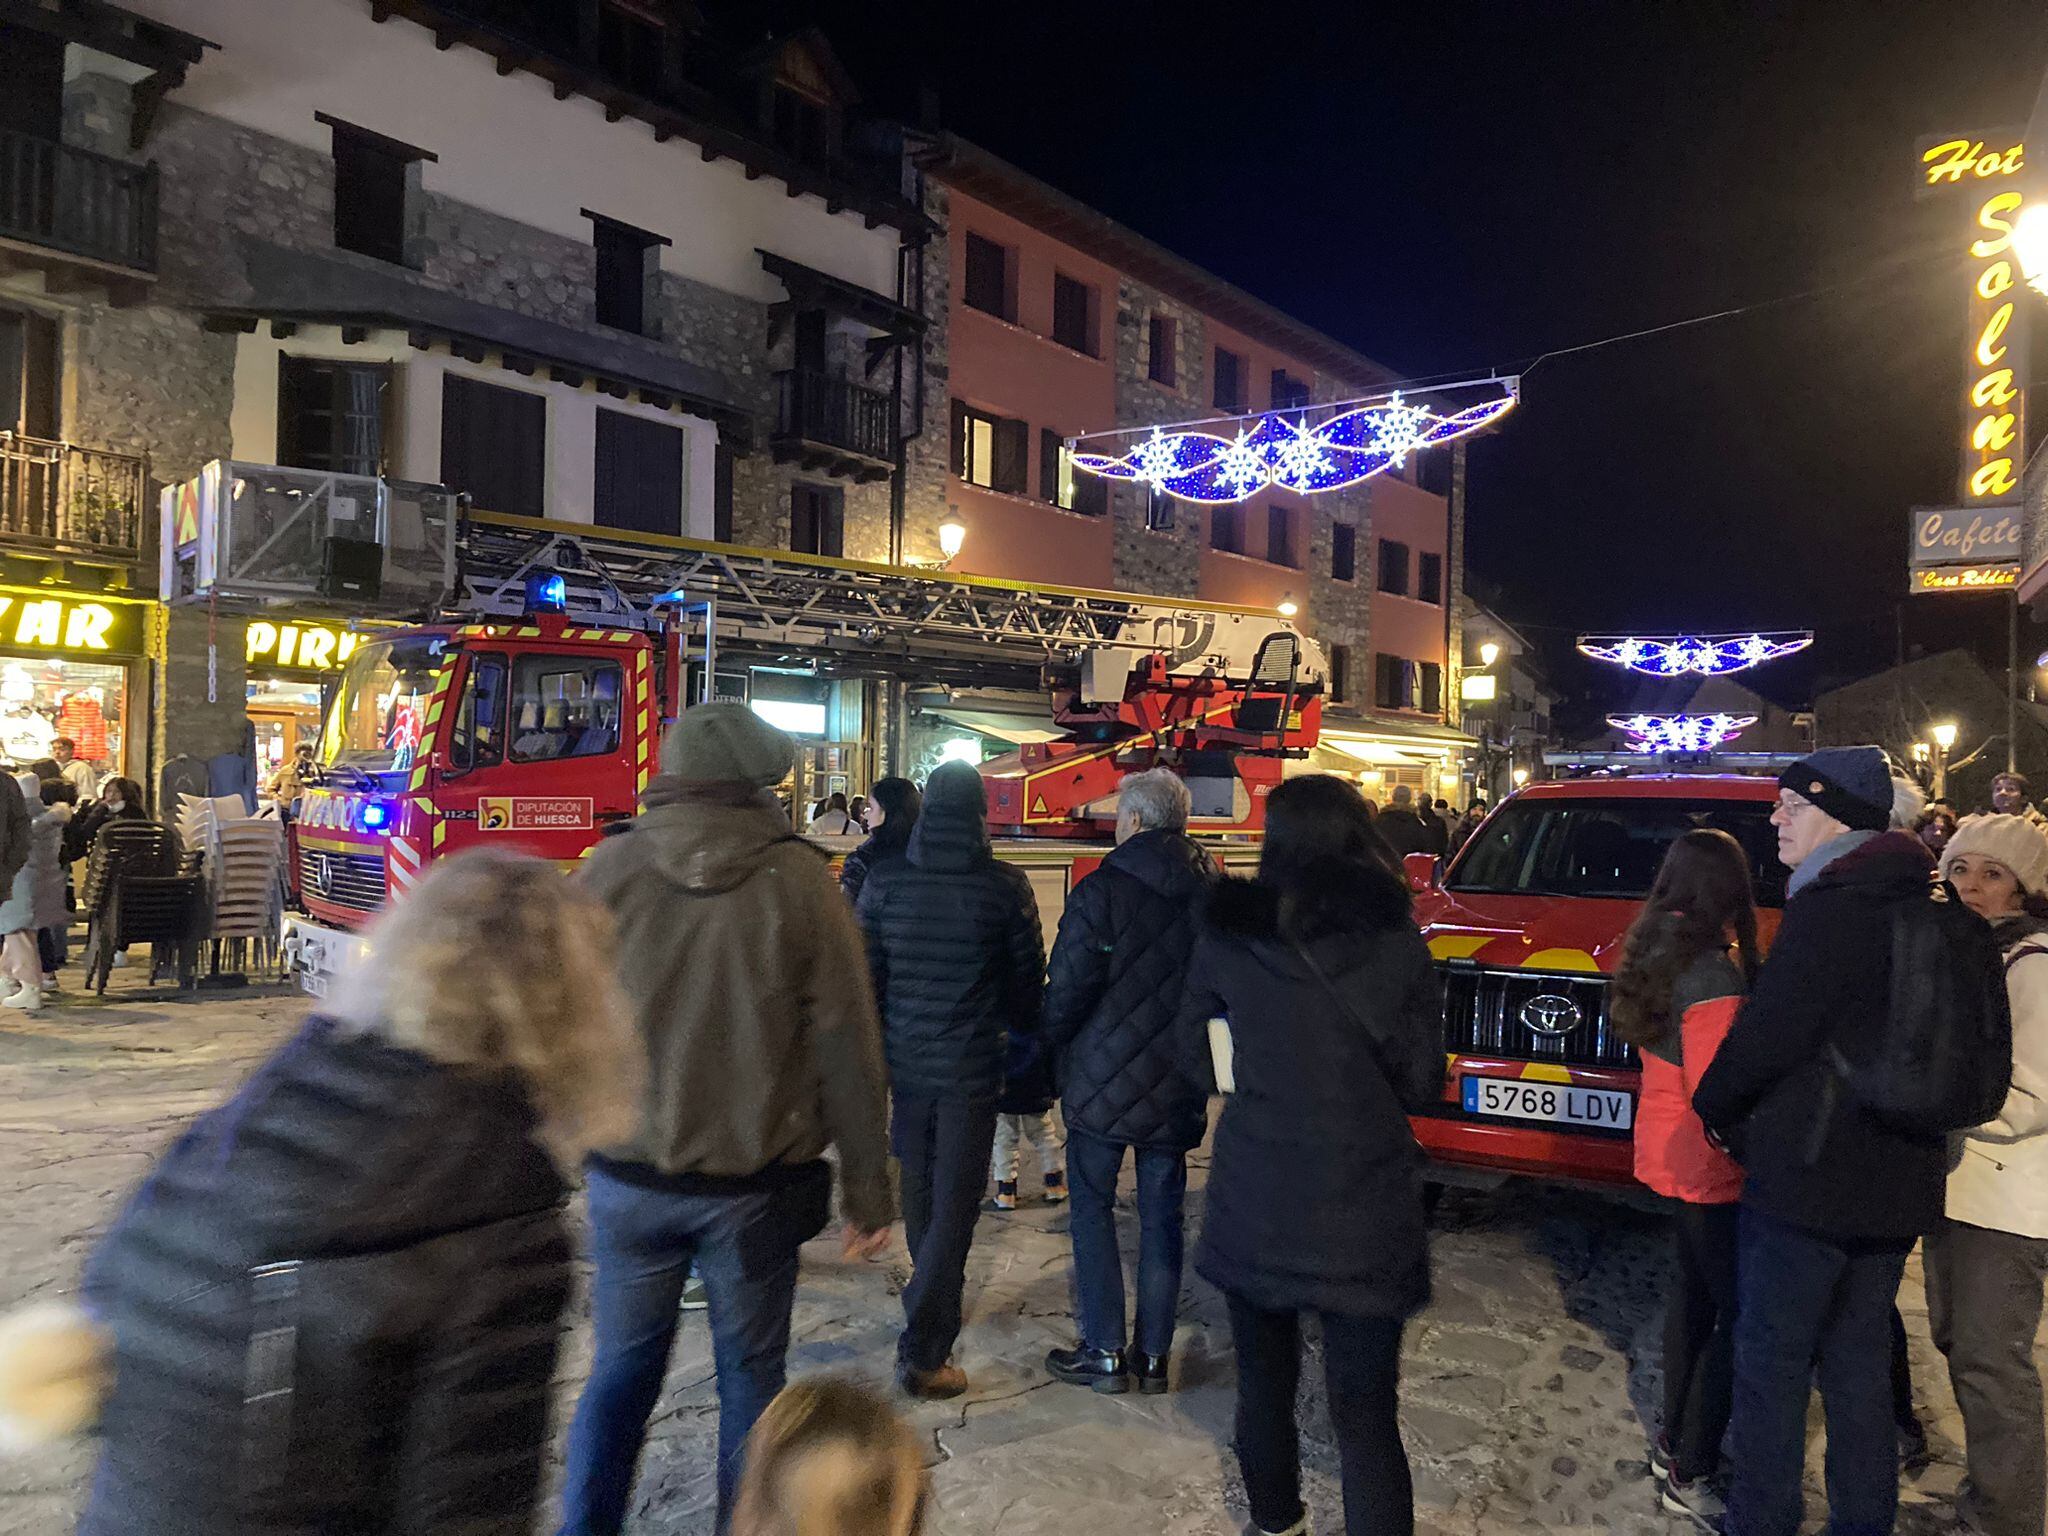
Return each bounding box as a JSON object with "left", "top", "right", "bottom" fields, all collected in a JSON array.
[{"left": 1921, "top": 136, "right": 2028, "bottom": 506}]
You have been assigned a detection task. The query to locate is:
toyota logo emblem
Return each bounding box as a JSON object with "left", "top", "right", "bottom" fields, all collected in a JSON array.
[{"left": 1520, "top": 993, "right": 1583, "bottom": 1038}]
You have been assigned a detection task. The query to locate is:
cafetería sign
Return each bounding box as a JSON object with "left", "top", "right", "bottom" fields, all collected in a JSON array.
[{"left": 1913, "top": 563, "right": 2018, "bottom": 595}]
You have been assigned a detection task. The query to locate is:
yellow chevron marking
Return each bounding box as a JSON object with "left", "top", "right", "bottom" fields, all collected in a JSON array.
[
  {"left": 432, "top": 820, "right": 447, "bottom": 850},
  {"left": 1523, "top": 948, "right": 1602, "bottom": 973},
  {"left": 1519, "top": 1062, "right": 1575, "bottom": 1084},
  {"left": 1427, "top": 934, "right": 1495, "bottom": 961}
]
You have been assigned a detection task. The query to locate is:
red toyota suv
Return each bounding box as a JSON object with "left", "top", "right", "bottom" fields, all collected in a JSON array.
[{"left": 1409, "top": 775, "right": 1787, "bottom": 1187}]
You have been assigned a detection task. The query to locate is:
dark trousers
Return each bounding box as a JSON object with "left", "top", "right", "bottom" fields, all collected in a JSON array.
[
  {"left": 1225, "top": 1293, "right": 1412, "bottom": 1536},
  {"left": 1925, "top": 1218, "right": 2048, "bottom": 1536},
  {"left": 1067, "top": 1130, "right": 1188, "bottom": 1358},
  {"left": 558, "top": 1167, "right": 811, "bottom": 1535},
  {"left": 1663, "top": 1201, "right": 1739, "bottom": 1482},
  {"left": 1726, "top": 1204, "right": 1910, "bottom": 1536},
  {"left": 893, "top": 1091, "right": 998, "bottom": 1374},
  {"left": 1889, "top": 1305, "right": 1918, "bottom": 1432}
]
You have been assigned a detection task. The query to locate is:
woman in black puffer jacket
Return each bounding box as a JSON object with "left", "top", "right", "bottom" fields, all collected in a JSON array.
[
  {"left": 1179, "top": 775, "right": 1443, "bottom": 1536},
  {"left": 839, "top": 775, "right": 921, "bottom": 907},
  {"left": 0, "top": 849, "right": 643, "bottom": 1535}
]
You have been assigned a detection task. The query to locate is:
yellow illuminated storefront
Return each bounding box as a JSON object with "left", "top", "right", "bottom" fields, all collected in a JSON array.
[
  {"left": 0, "top": 589, "right": 149, "bottom": 780},
  {"left": 245, "top": 618, "right": 377, "bottom": 785}
]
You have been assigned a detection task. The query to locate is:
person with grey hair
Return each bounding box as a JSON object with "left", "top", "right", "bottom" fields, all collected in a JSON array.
[{"left": 1041, "top": 767, "right": 1218, "bottom": 1394}]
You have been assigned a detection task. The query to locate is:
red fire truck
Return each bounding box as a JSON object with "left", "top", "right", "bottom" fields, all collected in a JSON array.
[{"left": 281, "top": 507, "right": 1323, "bottom": 993}]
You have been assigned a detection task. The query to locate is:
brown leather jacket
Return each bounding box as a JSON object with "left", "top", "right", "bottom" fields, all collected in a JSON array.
[{"left": 578, "top": 785, "right": 894, "bottom": 1231}]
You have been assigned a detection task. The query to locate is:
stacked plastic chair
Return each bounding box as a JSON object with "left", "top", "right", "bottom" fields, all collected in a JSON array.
[
  {"left": 176, "top": 793, "right": 287, "bottom": 983},
  {"left": 80, "top": 818, "right": 197, "bottom": 994}
]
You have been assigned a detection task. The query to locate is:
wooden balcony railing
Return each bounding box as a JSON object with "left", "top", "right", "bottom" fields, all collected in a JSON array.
[
  {"left": 0, "top": 434, "right": 148, "bottom": 559},
  {"left": 0, "top": 128, "right": 158, "bottom": 273},
  {"left": 773, "top": 369, "right": 894, "bottom": 468}
]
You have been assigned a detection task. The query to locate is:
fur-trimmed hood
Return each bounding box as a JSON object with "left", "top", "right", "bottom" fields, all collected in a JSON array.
[{"left": 1203, "top": 855, "right": 1413, "bottom": 942}]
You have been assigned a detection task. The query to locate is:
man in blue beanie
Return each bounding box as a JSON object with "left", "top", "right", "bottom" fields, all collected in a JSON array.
[{"left": 1695, "top": 746, "right": 1942, "bottom": 1536}]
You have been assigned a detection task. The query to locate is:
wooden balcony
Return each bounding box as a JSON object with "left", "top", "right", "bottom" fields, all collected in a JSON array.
[
  {"left": 0, "top": 128, "right": 158, "bottom": 300},
  {"left": 771, "top": 369, "right": 894, "bottom": 483},
  {"left": 0, "top": 434, "right": 149, "bottom": 562}
]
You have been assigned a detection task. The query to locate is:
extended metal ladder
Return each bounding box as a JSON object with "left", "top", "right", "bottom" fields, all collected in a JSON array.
[{"left": 455, "top": 510, "right": 1259, "bottom": 690}]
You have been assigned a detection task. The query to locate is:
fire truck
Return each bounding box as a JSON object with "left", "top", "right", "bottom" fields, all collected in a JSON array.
[{"left": 156, "top": 465, "right": 1324, "bottom": 993}]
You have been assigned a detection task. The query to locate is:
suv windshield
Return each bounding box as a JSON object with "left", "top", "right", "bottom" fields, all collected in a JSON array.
[
  {"left": 319, "top": 636, "right": 449, "bottom": 774},
  {"left": 1447, "top": 795, "right": 1787, "bottom": 907}
]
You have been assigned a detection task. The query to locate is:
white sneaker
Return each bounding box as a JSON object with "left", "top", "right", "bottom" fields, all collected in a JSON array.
[{"left": 4, "top": 985, "right": 45, "bottom": 1012}]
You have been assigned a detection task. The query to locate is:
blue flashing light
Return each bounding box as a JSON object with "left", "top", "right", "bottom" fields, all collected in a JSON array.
[
  {"left": 361, "top": 801, "right": 391, "bottom": 832},
  {"left": 525, "top": 571, "right": 568, "bottom": 612}
]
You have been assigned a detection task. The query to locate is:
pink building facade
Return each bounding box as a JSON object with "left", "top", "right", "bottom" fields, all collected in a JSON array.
[{"left": 911, "top": 135, "right": 1474, "bottom": 798}]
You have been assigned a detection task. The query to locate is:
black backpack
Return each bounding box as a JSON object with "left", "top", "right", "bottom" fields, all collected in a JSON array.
[{"left": 1832, "top": 880, "right": 2013, "bottom": 1137}]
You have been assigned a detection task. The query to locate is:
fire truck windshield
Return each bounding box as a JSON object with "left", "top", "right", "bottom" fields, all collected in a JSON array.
[{"left": 319, "top": 636, "right": 449, "bottom": 774}]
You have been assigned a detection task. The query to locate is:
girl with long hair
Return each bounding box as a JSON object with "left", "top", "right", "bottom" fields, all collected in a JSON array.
[
  {"left": 1179, "top": 775, "right": 1442, "bottom": 1536},
  {"left": 839, "top": 775, "right": 921, "bottom": 907},
  {"left": 0, "top": 850, "right": 644, "bottom": 1535},
  {"left": 1608, "top": 828, "right": 1759, "bottom": 1529}
]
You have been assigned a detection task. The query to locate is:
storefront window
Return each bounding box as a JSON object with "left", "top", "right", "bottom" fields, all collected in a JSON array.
[
  {"left": 0, "top": 655, "right": 124, "bottom": 774},
  {"left": 249, "top": 677, "right": 324, "bottom": 786},
  {"left": 320, "top": 636, "right": 449, "bottom": 773}
]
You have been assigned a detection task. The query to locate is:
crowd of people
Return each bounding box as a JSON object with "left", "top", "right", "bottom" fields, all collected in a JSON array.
[{"left": 0, "top": 719, "right": 2043, "bottom": 1536}]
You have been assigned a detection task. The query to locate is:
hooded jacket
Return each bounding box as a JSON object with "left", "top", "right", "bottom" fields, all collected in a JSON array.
[
  {"left": 856, "top": 766, "right": 1044, "bottom": 1100},
  {"left": 76, "top": 1018, "right": 570, "bottom": 1536},
  {"left": 1947, "top": 915, "right": 2048, "bottom": 1239},
  {"left": 578, "top": 784, "right": 894, "bottom": 1231},
  {"left": 1375, "top": 805, "right": 1435, "bottom": 859},
  {"left": 1178, "top": 858, "right": 1444, "bottom": 1318},
  {"left": 1694, "top": 830, "right": 1948, "bottom": 1243},
  {"left": 0, "top": 784, "right": 68, "bottom": 934},
  {"left": 1043, "top": 828, "right": 1217, "bottom": 1149}
]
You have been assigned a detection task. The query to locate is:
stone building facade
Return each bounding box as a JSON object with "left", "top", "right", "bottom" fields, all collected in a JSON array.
[{"left": 3, "top": 0, "right": 928, "bottom": 792}]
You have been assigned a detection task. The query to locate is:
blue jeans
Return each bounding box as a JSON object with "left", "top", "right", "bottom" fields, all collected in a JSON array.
[
  {"left": 558, "top": 1165, "right": 822, "bottom": 1535},
  {"left": 1067, "top": 1130, "right": 1187, "bottom": 1357},
  {"left": 1726, "top": 1204, "right": 1911, "bottom": 1536}
]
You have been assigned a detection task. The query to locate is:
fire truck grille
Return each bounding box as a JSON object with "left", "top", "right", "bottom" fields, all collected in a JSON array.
[
  {"left": 298, "top": 846, "right": 387, "bottom": 914},
  {"left": 1437, "top": 967, "right": 1634, "bottom": 1071}
]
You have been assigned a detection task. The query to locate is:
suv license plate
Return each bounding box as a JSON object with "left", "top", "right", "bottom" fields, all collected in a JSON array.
[{"left": 1461, "top": 1076, "right": 1634, "bottom": 1131}]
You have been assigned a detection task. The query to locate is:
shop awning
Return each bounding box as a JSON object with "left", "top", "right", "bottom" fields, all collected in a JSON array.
[
  {"left": 1320, "top": 739, "right": 1428, "bottom": 766},
  {"left": 918, "top": 703, "right": 1065, "bottom": 745},
  {"left": 1320, "top": 712, "right": 1480, "bottom": 751}
]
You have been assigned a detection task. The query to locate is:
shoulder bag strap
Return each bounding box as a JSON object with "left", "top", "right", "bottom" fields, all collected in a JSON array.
[{"left": 1289, "top": 937, "right": 1403, "bottom": 1101}]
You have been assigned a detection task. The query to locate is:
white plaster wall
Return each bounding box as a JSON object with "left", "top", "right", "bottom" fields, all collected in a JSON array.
[
  {"left": 230, "top": 327, "right": 719, "bottom": 534},
  {"left": 127, "top": 0, "right": 900, "bottom": 304}
]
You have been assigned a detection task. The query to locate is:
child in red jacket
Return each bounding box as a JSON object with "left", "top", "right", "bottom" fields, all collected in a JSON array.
[{"left": 1610, "top": 829, "right": 1760, "bottom": 1530}]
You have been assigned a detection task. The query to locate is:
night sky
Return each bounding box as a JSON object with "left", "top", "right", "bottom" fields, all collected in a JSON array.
[{"left": 771, "top": 0, "right": 2048, "bottom": 718}]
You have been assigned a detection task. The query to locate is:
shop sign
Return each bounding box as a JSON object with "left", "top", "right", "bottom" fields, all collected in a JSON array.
[
  {"left": 1909, "top": 505, "right": 2022, "bottom": 568},
  {"left": 1911, "top": 562, "right": 2019, "bottom": 595},
  {"left": 478, "top": 796, "right": 592, "bottom": 831},
  {"left": 1919, "top": 133, "right": 2028, "bottom": 506},
  {"left": 246, "top": 620, "right": 363, "bottom": 673},
  {"left": 1460, "top": 673, "right": 1497, "bottom": 702},
  {"left": 0, "top": 592, "right": 145, "bottom": 656}
]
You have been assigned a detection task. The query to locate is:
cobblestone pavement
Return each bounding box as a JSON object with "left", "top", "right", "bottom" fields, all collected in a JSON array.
[{"left": 0, "top": 989, "right": 2019, "bottom": 1535}]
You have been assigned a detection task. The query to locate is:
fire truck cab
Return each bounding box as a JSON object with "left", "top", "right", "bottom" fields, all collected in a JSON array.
[{"left": 286, "top": 613, "right": 665, "bottom": 993}]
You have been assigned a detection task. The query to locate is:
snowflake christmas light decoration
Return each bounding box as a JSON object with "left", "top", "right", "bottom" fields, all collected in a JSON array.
[
  {"left": 1217, "top": 430, "right": 1265, "bottom": 498},
  {"left": 1273, "top": 418, "right": 1335, "bottom": 488},
  {"left": 1064, "top": 387, "right": 1518, "bottom": 505},
  {"left": 1134, "top": 428, "right": 1179, "bottom": 491},
  {"left": 1576, "top": 632, "right": 1813, "bottom": 677},
  {"left": 1367, "top": 392, "right": 1433, "bottom": 468},
  {"left": 1607, "top": 713, "right": 1760, "bottom": 755}
]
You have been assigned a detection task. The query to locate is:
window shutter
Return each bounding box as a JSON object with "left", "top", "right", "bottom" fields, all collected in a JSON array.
[
  {"left": 993, "top": 417, "right": 1028, "bottom": 495},
  {"left": 1040, "top": 427, "right": 1060, "bottom": 505},
  {"left": 1076, "top": 465, "right": 1108, "bottom": 517},
  {"left": 441, "top": 374, "right": 546, "bottom": 519},
  {"left": 594, "top": 409, "right": 684, "bottom": 536},
  {"left": 949, "top": 398, "right": 967, "bottom": 477}
]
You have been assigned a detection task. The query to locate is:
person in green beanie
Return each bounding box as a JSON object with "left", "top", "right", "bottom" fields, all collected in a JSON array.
[{"left": 559, "top": 703, "right": 895, "bottom": 1536}]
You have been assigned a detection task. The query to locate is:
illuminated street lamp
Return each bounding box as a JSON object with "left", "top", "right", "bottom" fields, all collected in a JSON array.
[
  {"left": 1277, "top": 592, "right": 1299, "bottom": 618},
  {"left": 937, "top": 519, "right": 967, "bottom": 562},
  {"left": 1932, "top": 720, "right": 1959, "bottom": 799},
  {"left": 1479, "top": 640, "right": 1500, "bottom": 667},
  {"left": 1512, "top": 767, "right": 1530, "bottom": 787}
]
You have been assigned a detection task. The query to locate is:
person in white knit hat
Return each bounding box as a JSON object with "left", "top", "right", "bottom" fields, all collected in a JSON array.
[{"left": 1931, "top": 812, "right": 2048, "bottom": 1536}]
